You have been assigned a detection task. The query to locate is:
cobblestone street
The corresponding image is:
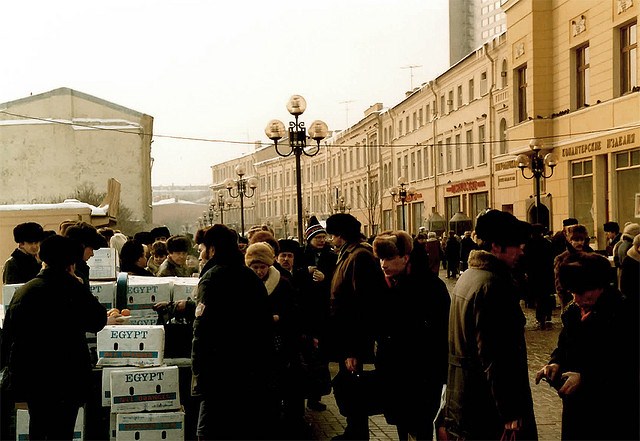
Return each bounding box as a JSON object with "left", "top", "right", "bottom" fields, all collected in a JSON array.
[{"left": 305, "top": 270, "right": 564, "bottom": 440}]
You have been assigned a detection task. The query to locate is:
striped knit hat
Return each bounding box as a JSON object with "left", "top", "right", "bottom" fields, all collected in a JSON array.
[{"left": 305, "top": 216, "right": 326, "bottom": 241}]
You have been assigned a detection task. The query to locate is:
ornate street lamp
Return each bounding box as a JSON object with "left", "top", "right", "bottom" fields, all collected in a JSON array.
[
  {"left": 516, "top": 139, "right": 557, "bottom": 225},
  {"left": 211, "top": 189, "right": 230, "bottom": 224},
  {"left": 281, "top": 214, "right": 289, "bottom": 238},
  {"left": 334, "top": 195, "right": 351, "bottom": 213},
  {"left": 390, "top": 176, "right": 415, "bottom": 230},
  {"left": 224, "top": 165, "right": 258, "bottom": 237},
  {"left": 265, "top": 95, "right": 328, "bottom": 243}
]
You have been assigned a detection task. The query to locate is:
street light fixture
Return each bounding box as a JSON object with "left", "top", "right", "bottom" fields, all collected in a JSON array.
[
  {"left": 516, "top": 139, "right": 557, "bottom": 225},
  {"left": 265, "top": 95, "right": 329, "bottom": 243},
  {"left": 390, "top": 176, "right": 415, "bottom": 230},
  {"left": 211, "top": 189, "right": 230, "bottom": 224},
  {"left": 224, "top": 165, "right": 258, "bottom": 237},
  {"left": 281, "top": 214, "right": 289, "bottom": 238},
  {"left": 334, "top": 195, "right": 351, "bottom": 213}
]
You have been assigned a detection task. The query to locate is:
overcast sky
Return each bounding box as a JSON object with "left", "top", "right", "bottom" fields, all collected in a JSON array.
[{"left": 2, "top": 0, "right": 449, "bottom": 186}]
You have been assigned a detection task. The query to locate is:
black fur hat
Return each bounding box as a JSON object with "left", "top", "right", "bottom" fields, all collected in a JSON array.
[{"left": 13, "top": 222, "right": 45, "bottom": 243}]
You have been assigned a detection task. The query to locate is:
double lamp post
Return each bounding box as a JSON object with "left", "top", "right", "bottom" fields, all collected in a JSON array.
[
  {"left": 265, "top": 95, "right": 328, "bottom": 243},
  {"left": 390, "top": 177, "right": 415, "bottom": 230},
  {"left": 516, "top": 139, "right": 557, "bottom": 225},
  {"left": 224, "top": 165, "right": 258, "bottom": 237}
]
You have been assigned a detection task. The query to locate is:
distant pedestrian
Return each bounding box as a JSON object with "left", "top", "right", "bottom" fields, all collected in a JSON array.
[
  {"left": 550, "top": 218, "right": 579, "bottom": 258},
  {"left": 522, "top": 224, "right": 556, "bottom": 329},
  {"left": 441, "top": 210, "right": 537, "bottom": 440},
  {"left": 535, "top": 251, "right": 638, "bottom": 441},
  {"left": 425, "top": 232, "right": 444, "bottom": 275},
  {"left": 554, "top": 224, "right": 596, "bottom": 308},
  {"left": 602, "top": 221, "right": 621, "bottom": 256},
  {"left": 2, "top": 222, "right": 45, "bottom": 285},
  {"left": 373, "top": 231, "right": 450, "bottom": 440},
  {"left": 445, "top": 231, "right": 460, "bottom": 279},
  {"left": 613, "top": 222, "right": 640, "bottom": 269},
  {"left": 459, "top": 230, "right": 477, "bottom": 272},
  {"left": 2, "top": 235, "right": 107, "bottom": 440}
]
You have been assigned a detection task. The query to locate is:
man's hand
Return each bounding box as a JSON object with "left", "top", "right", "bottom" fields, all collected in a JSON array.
[
  {"left": 312, "top": 270, "right": 325, "bottom": 282},
  {"left": 345, "top": 357, "right": 358, "bottom": 372},
  {"left": 535, "top": 363, "right": 560, "bottom": 385},
  {"left": 557, "top": 372, "right": 581, "bottom": 397}
]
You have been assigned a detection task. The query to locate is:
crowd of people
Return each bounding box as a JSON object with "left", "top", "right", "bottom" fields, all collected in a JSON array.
[{"left": 1, "top": 212, "right": 638, "bottom": 441}]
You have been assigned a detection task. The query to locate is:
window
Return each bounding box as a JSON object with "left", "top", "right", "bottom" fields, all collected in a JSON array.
[
  {"left": 571, "top": 159, "right": 594, "bottom": 233},
  {"left": 426, "top": 104, "right": 431, "bottom": 121},
  {"left": 470, "top": 192, "right": 489, "bottom": 219},
  {"left": 455, "top": 134, "right": 461, "bottom": 170},
  {"left": 466, "top": 130, "right": 474, "bottom": 167},
  {"left": 411, "top": 202, "right": 424, "bottom": 235},
  {"left": 411, "top": 152, "right": 416, "bottom": 180},
  {"left": 517, "top": 65, "right": 528, "bottom": 122},
  {"left": 417, "top": 149, "right": 423, "bottom": 178},
  {"left": 616, "top": 149, "right": 640, "bottom": 225},
  {"left": 480, "top": 71, "right": 488, "bottom": 95},
  {"left": 437, "top": 141, "right": 444, "bottom": 174},
  {"left": 448, "top": 90, "right": 454, "bottom": 112},
  {"left": 457, "top": 85, "right": 463, "bottom": 107},
  {"left": 397, "top": 158, "right": 402, "bottom": 179},
  {"left": 446, "top": 137, "right": 452, "bottom": 171},
  {"left": 445, "top": 196, "right": 461, "bottom": 225},
  {"left": 406, "top": 116, "right": 410, "bottom": 133},
  {"left": 621, "top": 21, "right": 637, "bottom": 95},
  {"left": 399, "top": 120, "right": 403, "bottom": 136},
  {"left": 576, "top": 44, "right": 590, "bottom": 108},
  {"left": 478, "top": 125, "right": 486, "bottom": 164},
  {"left": 418, "top": 109, "right": 423, "bottom": 126},
  {"left": 501, "top": 59, "right": 508, "bottom": 88},
  {"left": 499, "top": 118, "right": 507, "bottom": 154},
  {"left": 468, "top": 78, "right": 474, "bottom": 102},
  {"left": 384, "top": 128, "right": 388, "bottom": 144},
  {"left": 413, "top": 112, "right": 417, "bottom": 131},
  {"left": 423, "top": 147, "right": 430, "bottom": 177},
  {"left": 440, "top": 95, "right": 446, "bottom": 115}
]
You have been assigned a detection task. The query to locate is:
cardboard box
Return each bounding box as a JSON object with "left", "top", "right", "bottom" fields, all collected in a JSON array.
[
  {"left": 88, "top": 247, "right": 117, "bottom": 280},
  {"left": 102, "top": 367, "right": 137, "bottom": 407},
  {"left": 2, "top": 283, "right": 23, "bottom": 313},
  {"left": 16, "top": 407, "right": 84, "bottom": 440},
  {"left": 110, "top": 366, "right": 180, "bottom": 413},
  {"left": 126, "top": 277, "right": 171, "bottom": 316},
  {"left": 171, "top": 278, "right": 198, "bottom": 302},
  {"left": 115, "top": 411, "right": 184, "bottom": 441},
  {"left": 97, "top": 325, "right": 164, "bottom": 367},
  {"left": 90, "top": 281, "right": 117, "bottom": 310}
]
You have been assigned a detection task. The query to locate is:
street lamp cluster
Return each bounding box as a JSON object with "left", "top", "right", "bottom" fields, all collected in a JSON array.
[
  {"left": 224, "top": 165, "right": 258, "bottom": 237},
  {"left": 265, "top": 95, "right": 328, "bottom": 243},
  {"left": 334, "top": 195, "right": 351, "bottom": 213},
  {"left": 516, "top": 139, "right": 557, "bottom": 225},
  {"left": 390, "top": 177, "right": 415, "bottom": 230}
]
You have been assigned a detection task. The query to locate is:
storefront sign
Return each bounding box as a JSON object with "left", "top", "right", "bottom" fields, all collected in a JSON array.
[
  {"left": 561, "top": 131, "right": 637, "bottom": 158},
  {"left": 495, "top": 159, "right": 518, "bottom": 171},
  {"left": 406, "top": 193, "right": 422, "bottom": 202},
  {"left": 497, "top": 172, "right": 517, "bottom": 188},
  {"left": 446, "top": 180, "right": 487, "bottom": 194}
]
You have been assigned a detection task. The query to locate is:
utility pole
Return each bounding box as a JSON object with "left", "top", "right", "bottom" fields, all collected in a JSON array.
[{"left": 401, "top": 65, "right": 422, "bottom": 90}]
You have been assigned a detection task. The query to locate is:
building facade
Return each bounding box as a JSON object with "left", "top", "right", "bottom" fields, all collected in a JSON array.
[
  {"left": 209, "top": 0, "right": 639, "bottom": 251},
  {"left": 0, "top": 88, "right": 154, "bottom": 226}
]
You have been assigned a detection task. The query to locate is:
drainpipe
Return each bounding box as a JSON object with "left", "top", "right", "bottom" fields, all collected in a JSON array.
[
  {"left": 429, "top": 80, "right": 439, "bottom": 214},
  {"left": 484, "top": 42, "right": 496, "bottom": 210}
]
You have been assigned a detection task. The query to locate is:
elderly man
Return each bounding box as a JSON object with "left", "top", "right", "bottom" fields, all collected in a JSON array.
[{"left": 442, "top": 210, "right": 537, "bottom": 440}]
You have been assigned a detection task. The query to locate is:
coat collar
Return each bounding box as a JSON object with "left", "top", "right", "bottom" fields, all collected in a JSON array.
[{"left": 263, "top": 266, "right": 281, "bottom": 295}]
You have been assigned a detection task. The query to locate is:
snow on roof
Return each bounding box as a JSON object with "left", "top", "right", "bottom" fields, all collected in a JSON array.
[{"left": 0, "top": 199, "right": 109, "bottom": 216}]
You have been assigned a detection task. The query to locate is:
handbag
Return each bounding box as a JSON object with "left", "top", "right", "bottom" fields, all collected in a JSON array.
[{"left": 331, "top": 369, "right": 383, "bottom": 417}]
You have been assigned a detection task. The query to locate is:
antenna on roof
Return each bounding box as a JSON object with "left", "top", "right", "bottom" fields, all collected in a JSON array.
[
  {"left": 401, "top": 65, "right": 423, "bottom": 90},
  {"left": 339, "top": 100, "right": 356, "bottom": 128}
]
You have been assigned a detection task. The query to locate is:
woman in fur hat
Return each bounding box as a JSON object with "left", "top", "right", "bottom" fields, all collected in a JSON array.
[{"left": 245, "top": 242, "right": 308, "bottom": 439}]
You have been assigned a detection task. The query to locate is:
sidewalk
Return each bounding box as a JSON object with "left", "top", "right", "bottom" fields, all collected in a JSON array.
[{"left": 304, "top": 270, "right": 564, "bottom": 440}]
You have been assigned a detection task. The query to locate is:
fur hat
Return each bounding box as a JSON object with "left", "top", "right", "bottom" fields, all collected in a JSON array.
[
  {"left": 64, "top": 222, "right": 104, "bottom": 250},
  {"left": 373, "top": 231, "right": 413, "bottom": 259},
  {"left": 13, "top": 222, "right": 45, "bottom": 243},
  {"left": 562, "top": 218, "right": 579, "bottom": 227},
  {"left": 39, "top": 235, "right": 83, "bottom": 269},
  {"left": 305, "top": 216, "right": 326, "bottom": 241},
  {"left": 622, "top": 222, "right": 640, "bottom": 238},
  {"left": 603, "top": 221, "right": 620, "bottom": 233},
  {"left": 109, "top": 232, "right": 128, "bottom": 255},
  {"left": 245, "top": 242, "right": 275, "bottom": 267},
  {"left": 326, "top": 213, "right": 361, "bottom": 241},
  {"left": 278, "top": 239, "right": 300, "bottom": 255},
  {"left": 475, "top": 210, "right": 530, "bottom": 247},
  {"left": 150, "top": 226, "right": 171, "bottom": 241},
  {"left": 628, "top": 234, "right": 640, "bottom": 262},
  {"left": 558, "top": 251, "right": 612, "bottom": 293}
]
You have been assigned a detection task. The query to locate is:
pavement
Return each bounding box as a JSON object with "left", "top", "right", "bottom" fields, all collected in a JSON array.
[{"left": 303, "top": 269, "right": 564, "bottom": 440}]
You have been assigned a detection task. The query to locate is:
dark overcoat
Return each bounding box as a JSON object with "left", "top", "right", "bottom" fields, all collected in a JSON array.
[
  {"left": 2, "top": 248, "right": 41, "bottom": 285},
  {"left": 443, "top": 250, "right": 538, "bottom": 440}
]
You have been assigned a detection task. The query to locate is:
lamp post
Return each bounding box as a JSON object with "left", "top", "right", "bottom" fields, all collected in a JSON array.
[
  {"left": 281, "top": 214, "right": 289, "bottom": 238},
  {"left": 334, "top": 195, "right": 351, "bottom": 213},
  {"left": 224, "top": 165, "right": 258, "bottom": 237},
  {"left": 516, "top": 139, "right": 557, "bottom": 225},
  {"left": 265, "top": 95, "right": 328, "bottom": 243},
  {"left": 212, "top": 189, "right": 229, "bottom": 224},
  {"left": 390, "top": 177, "right": 415, "bottom": 230}
]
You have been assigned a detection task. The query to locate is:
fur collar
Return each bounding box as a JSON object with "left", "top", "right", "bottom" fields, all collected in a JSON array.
[
  {"left": 467, "top": 249, "right": 501, "bottom": 271},
  {"left": 263, "top": 266, "right": 281, "bottom": 295}
]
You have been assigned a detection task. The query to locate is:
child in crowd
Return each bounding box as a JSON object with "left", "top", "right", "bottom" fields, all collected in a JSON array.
[{"left": 147, "top": 241, "right": 168, "bottom": 275}]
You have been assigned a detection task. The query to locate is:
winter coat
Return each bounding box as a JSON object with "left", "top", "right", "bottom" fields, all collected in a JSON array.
[
  {"left": 425, "top": 238, "right": 444, "bottom": 274},
  {"left": 459, "top": 236, "right": 478, "bottom": 265},
  {"left": 191, "top": 261, "right": 274, "bottom": 398},
  {"left": 376, "top": 265, "right": 450, "bottom": 433},
  {"left": 2, "top": 268, "right": 107, "bottom": 404},
  {"left": 329, "top": 241, "right": 386, "bottom": 363},
  {"left": 157, "top": 257, "right": 192, "bottom": 277},
  {"left": 2, "top": 248, "right": 41, "bottom": 285},
  {"left": 445, "top": 237, "right": 461, "bottom": 264},
  {"left": 299, "top": 245, "right": 338, "bottom": 339},
  {"left": 443, "top": 250, "right": 537, "bottom": 441},
  {"left": 262, "top": 266, "right": 300, "bottom": 359},
  {"left": 549, "top": 287, "right": 638, "bottom": 440}
]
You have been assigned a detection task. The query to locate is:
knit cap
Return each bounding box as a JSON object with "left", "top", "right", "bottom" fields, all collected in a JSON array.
[
  {"left": 245, "top": 242, "right": 275, "bottom": 267},
  {"left": 305, "top": 216, "right": 326, "bottom": 241}
]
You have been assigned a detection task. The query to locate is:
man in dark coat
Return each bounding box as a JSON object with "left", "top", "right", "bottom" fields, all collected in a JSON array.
[
  {"left": 459, "top": 230, "right": 478, "bottom": 272},
  {"left": 444, "top": 231, "right": 460, "bottom": 278},
  {"left": 442, "top": 210, "right": 538, "bottom": 440},
  {"left": 536, "top": 252, "right": 638, "bottom": 440},
  {"left": 2, "top": 222, "right": 45, "bottom": 285},
  {"left": 602, "top": 221, "right": 621, "bottom": 256},
  {"left": 522, "top": 223, "right": 556, "bottom": 329},
  {"left": 191, "top": 224, "right": 276, "bottom": 440},
  {"left": 373, "top": 231, "right": 450, "bottom": 440},
  {"left": 2, "top": 235, "right": 107, "bottom": 440},
  {"left": 326, "top": 213, "right": 386, "bottom": 440}
]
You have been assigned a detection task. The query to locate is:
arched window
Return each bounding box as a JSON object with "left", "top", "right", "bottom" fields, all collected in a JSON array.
[
  {"left": 499, "top": 118, "right": 508, "bottom": 154},
  {"left": 501, "top": 59, "right": 508, "bottom": 88}
]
